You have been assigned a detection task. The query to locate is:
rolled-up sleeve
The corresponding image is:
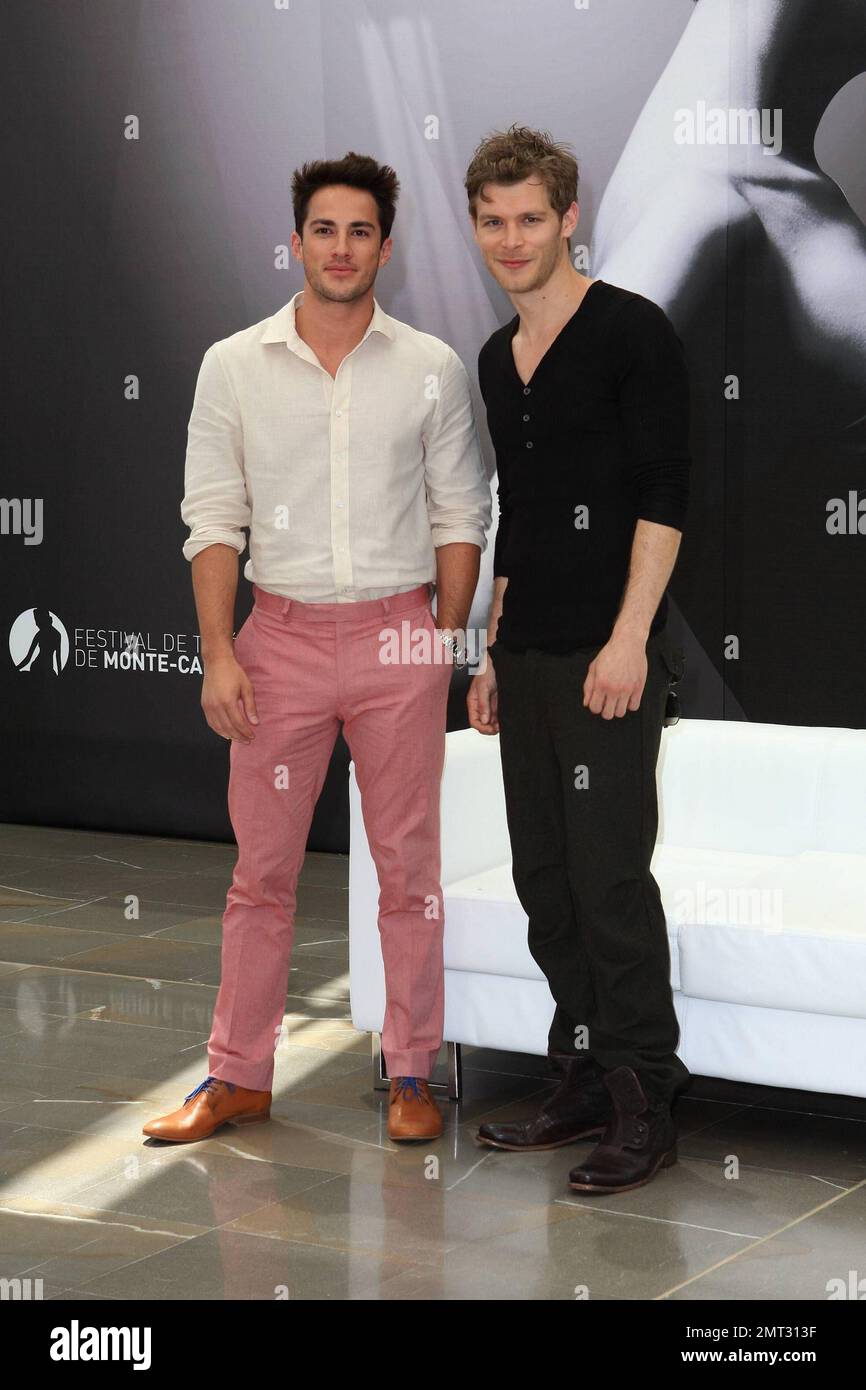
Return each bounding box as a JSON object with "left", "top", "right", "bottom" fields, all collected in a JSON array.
[
  {"left": 181, "top": 343, "right": 251, "bottom": 562},
  {"left": 423, "top": 347, "right": 492, "bottom": 551},
  {"left": 616, "top": 297, "right": 691, "bottom": 532}
]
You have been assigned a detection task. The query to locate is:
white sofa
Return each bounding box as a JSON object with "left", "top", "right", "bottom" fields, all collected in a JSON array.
[{"left": 348, "top": 719, "right": 866, "bottom": 1100}]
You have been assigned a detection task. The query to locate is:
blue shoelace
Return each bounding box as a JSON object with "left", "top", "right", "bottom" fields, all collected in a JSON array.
[
  {"left": 184, "top": 1075, "right": 235, "bottom": 1105},
  {"left": 392, "top": 1076, "right": 429, "bottom": 1103}
]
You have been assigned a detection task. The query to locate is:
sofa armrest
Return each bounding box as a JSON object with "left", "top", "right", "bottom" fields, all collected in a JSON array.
[
  {"left": 437, "top": 728, "right": 511, "bottom": 884},
  {"left": 348, "top": 728, "right": 511, "bottom": 1034}
]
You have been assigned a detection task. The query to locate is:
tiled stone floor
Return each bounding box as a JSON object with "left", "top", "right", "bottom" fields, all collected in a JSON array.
[{"left": 0, "top": 821, "right": 864, "bottom": 1301}]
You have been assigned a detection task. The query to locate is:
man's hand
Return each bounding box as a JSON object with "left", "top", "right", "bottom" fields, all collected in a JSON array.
[
  {"left": 201, "top": 653, "right": 259, "bottom": 743},
  {"left": 583, "top": 632, "right": 648, "bottom": 719},
  {"left": 467, "top": 657, "right": 499, "bottom": 734}
]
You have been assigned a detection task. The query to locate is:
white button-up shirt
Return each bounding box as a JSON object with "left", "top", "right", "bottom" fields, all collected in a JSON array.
[{"left": 181, "top": 290, "right": 492, "bottom": 602}]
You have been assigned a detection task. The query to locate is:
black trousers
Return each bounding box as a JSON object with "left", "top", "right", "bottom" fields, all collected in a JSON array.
[{"left": 489, "top": 626, "right": 691, "bottom": 1108}]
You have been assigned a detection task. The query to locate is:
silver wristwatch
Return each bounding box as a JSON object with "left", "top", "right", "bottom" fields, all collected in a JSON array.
[{"left": 438, "top": 629, "right": 468, "bottom": 670}]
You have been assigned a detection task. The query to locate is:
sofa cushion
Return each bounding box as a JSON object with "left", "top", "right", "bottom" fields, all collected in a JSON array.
[
  {"left": 443, "top": 860, "right": 681, "bottom": 987},
  {"left": 814, "top": 737, "right": 866, "bottom": 854},
  {"left": 444, "top": 863, "right": 543, "bottom": 981},
  {"left": 650, "top": 843, "right": 791, "bottom": 931},
  {"left": 444, "top": 847, "right": 866, "bottom": 1018},
  {"left": 677, "top": 851, "right": 866, "bottom": 1019},
  {"left": 657, "top": 719, "right": 830, "bottom": 856}
]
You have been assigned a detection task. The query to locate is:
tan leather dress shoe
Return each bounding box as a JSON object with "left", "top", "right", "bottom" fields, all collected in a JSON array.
[
  {"left": 142, "top": 1075, "right": 271, "bottom": 1142},
  {"left": 387, "top": 1076, "right": 443, "bottom": 1141}
]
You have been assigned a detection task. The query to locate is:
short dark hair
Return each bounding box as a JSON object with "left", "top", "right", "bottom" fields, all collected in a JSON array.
[
  {"left": 291, "top": 153, "right": 400, "bottom": 242},
  {"left": 464, "top": 124, "right": 578, "bottom": 222}
]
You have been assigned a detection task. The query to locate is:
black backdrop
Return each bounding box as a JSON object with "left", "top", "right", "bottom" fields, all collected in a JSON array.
[{"left": 3, "top": 0, "right": 865, "bottom": 852}]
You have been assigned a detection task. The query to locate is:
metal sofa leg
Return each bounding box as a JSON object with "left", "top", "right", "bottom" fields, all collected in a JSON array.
[
  {"left": 446, "top": 1040, "right": 462, "bottom": 1102},
  {"left": 371, "top": 1034, "right": 462, "bottom": 1101},
  {"left": 372, "top": 1033, "right": 390, "bottom": 1091}
]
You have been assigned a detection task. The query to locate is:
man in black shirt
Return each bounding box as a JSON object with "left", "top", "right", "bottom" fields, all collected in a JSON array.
[{"left": 465, "top": 125, "right": 692, "bottom": 1195}]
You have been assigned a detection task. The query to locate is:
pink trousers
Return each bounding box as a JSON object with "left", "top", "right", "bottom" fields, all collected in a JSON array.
[{"left": 207, "top": 580, "right": 453, "bottom": 1091}]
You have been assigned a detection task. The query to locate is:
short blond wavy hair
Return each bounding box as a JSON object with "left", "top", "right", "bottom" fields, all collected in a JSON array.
[{"left": 464, "top": 124, "right": 579, "bottom": 223}]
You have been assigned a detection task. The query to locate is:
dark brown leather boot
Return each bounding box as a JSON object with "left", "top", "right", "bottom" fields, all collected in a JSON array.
[
  {"left": 568, "top": 1065, "right": 678, "bottom": 1194},
  {"left": 475, "top": 1053, "right": 611, "bottom": 1151}
]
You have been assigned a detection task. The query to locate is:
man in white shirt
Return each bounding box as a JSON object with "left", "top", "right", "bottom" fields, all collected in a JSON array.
[{"left": 143, "top": 152, "right": 491, "bottom": 1145}]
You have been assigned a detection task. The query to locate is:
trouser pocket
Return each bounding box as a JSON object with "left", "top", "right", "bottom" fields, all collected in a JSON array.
[{"left": 658, "top": 631, "right": 686, "bottom": 683}]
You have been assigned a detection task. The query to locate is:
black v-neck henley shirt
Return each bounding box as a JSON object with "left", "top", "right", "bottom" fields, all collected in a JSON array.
[{"left": 478, "top": 278, "right": 691, "bottom": 653}]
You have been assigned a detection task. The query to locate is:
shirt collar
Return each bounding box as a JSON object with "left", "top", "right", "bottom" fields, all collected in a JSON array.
[{"left": 261, "top": 290, "right": 396, "bottom": 351}]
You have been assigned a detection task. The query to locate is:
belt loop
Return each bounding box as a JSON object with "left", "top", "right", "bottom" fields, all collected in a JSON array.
[
  {"left": 381, "top": 594, "right": 392, "bottom": 615},
  {"left": 280, "top": 597, "right": 293, "bottom": 618}
]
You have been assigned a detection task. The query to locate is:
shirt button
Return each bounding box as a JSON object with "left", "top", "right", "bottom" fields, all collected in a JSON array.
[
  {"left": 526, "top": 441, "right": 534, "bottom": 449},
  {"left": 523, "top": 386, "right": 531, "bottom": 395},
  {"left": 523, "top": 414, "right": 530, "bottom": 421}
]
